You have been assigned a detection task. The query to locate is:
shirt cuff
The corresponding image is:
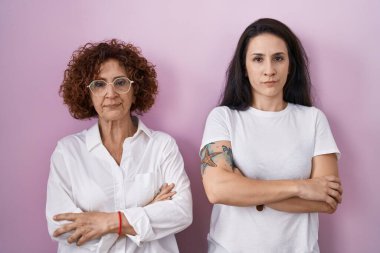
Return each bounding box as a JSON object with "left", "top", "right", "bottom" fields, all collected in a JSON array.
[
  {"left": 121, "top": 207, "right": 154, "bottom": 246},
  {"left": 96, "top": 233, "right": 118, "bottom": 253}
]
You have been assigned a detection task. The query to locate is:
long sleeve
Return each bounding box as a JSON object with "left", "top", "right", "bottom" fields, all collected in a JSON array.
[
  {"left": 46, "top": 143, "right": 100, "bottom": 251},
  {"left": 47, "top": 121, "right": 191, "bottom": 252},
  {"left": 123, "top": 138, "right": 193, "bottom": 246}
]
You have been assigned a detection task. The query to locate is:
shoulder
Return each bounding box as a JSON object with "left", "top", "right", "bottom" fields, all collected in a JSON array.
[
  {"left": 289, "top": 104, "right": 333, "bottom": 131},
  {"left": 50, "top": 128, "right": 88, "bottom": 166},
  {"left": 289, "top": 103, "right": 325, "bottom": 119},
  {"left": 55, "top": 129, "right": 87, "bottom": 153},
  {"left": 208, "top": 106, "right": 234, "bottom": 116},
  {"left": 150, "top": 130, "right": 176, "bottom": 145},
  {"left": 206, "top": 106, "right": 238, "bottom": 123},
  {"left": 147, "top": 131, "right": 183, "bottom": 161}
]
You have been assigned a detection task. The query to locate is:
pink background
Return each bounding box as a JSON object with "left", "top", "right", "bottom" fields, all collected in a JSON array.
[{"left": 1, "top": 0, "right": 379, "bottom": 252}]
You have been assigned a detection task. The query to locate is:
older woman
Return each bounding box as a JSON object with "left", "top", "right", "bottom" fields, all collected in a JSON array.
[
  {"left": 200, "top": 18, "right": 342, "bottom": 252},
  {"left": 46, "top": 39, "right": 192, "bottom": 253}
]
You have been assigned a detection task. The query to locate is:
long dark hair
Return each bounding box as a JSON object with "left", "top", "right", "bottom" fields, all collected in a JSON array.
[{"left": 220, "top": 18, "right": 312, "bottom": 110}]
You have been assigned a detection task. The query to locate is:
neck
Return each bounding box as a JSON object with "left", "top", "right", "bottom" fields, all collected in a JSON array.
[
  {"left": 98, "top": 116, "right": 137, "bottom": 145},
  {"left": 252, "top": 96, "right": 287, "bottom": 112},
  {"left": 98, "top": 115, "right": 137, "bottom": 165}
]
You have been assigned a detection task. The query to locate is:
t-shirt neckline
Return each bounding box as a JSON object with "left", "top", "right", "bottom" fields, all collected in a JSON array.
[{"left": 248, "top": 103, "right": 292, "bottom": 117}]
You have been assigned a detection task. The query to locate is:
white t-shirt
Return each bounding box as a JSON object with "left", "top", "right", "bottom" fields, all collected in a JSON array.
[
  {"left": 201, "top": 103, "right": 340, "bottom": 253},
  {"left": 46, "top": 118, "right": 192, "bottom": 253}
]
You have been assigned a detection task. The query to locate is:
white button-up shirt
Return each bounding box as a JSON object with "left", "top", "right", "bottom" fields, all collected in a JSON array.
[{"left": 46, "top": 118, "right": 193, "bottom": 253}]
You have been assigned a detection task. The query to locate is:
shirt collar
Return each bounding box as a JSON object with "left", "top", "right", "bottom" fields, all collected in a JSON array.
[
  {"left": 86, "top": 123, "right": 102, "bottom": 151},
  {"left": 85, "top": 117, "right": 152, "bottom": 152},
  {"left": 134, "top": 117, "right": 153, "bottom": 138}
]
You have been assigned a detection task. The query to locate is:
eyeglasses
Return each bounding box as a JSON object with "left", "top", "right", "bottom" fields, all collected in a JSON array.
[{"left": 87, "top": 77, "right": 134, "bottom": 96}]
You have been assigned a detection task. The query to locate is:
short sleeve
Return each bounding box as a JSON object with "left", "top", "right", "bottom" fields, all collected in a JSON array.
[
  {"left": 313, "top": 109, "right": 341, "bottom": 159},
  {"left": 200, "top": 107, "right": 231, "bottom": 151}
]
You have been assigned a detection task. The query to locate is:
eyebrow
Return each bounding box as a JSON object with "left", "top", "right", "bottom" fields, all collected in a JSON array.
[
  {"left": 250, "top": 52, "right": 286, "bottom": 56},
  {"left": 96, "top": 75, "right": 127, "bottom": 81}
]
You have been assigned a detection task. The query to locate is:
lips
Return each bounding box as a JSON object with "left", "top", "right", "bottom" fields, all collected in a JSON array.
[
  {"left": 262, "top": 80, "right": 278, "bottom": 86},
  {"left": 263, "top": 80, "right": 278, "bottom": 84},
  {"left": 103, "top": 103, "right": 121, "bottom": 108}
]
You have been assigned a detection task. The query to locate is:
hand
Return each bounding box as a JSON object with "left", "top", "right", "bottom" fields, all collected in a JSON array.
[
  {"left": 298, "top": 175, "right": 343, "bottom": 209},
  {"left": 148, "top": 183, "right": 176, "bottom": 205},
  {"left": 53, "top": 212, "right": 117, "bottom": 246}
]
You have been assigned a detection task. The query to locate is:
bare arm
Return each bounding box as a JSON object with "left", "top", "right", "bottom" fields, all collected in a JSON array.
[
  {"left": 201, "top": 141, "right": 340, "bottom": 207},
  {"left": 267, "top": 154, "right": 343, "bottom": 213}
]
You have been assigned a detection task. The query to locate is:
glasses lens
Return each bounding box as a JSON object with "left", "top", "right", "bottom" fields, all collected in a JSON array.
[
  {"left": 90, "top": 80, "right": 107, "bottom": 95},
  {"left": 113, "top": 78, "right": 131, "bottom": 93}
]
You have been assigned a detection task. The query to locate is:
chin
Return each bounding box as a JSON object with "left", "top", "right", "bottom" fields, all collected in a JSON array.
[{"left": 100, "top": 112, "right": 129, "bottom": 122}]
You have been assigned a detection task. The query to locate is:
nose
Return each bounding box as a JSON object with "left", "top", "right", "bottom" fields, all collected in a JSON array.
[
  {"left": 104, "top": 83, "right": 117, "bottom": 97},
  {"left": 264, "top": 61, "right": 276, "bottom": 77}
]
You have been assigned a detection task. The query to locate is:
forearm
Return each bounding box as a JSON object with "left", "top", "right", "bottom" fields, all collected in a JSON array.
[
  {"left": 266, "top": 197, "right": 334, "bottom": 213},
  {"left": 123, "top": 187, "right": 192, "bottom": 244},
  {"left": 203, "top": 168, "right": 300, "bottom": 206},
  {"left": 201, "top": 142, "right": 341, "bottom": 209},
  {"left": 145, "top": 196, "right": 192, "bottom": 237},
  {"left": 267, "top": 155, "right": 342, "bottom": 214},
  {"left": 201, "top": 141, "right": 305, "bottom": 206}
]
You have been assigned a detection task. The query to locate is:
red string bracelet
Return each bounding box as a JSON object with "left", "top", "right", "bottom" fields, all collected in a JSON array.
[{"left": 117, "top": 211, "right": 122, "bottom": 236}]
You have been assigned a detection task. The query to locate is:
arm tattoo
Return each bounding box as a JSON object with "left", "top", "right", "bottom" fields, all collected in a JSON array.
[
  {"left": 200, "top": 143, "right": 222, "bottom": 175},
  {"left": 222, "top": 145, "right": 235, "bottom": 170},
  {"left": 200, "top": 143, "right": 236, "bottom": 175}
]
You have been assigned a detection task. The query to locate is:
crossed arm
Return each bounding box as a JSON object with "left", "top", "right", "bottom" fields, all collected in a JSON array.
[
  {"left": 200, "top": 141, "right": 342, "bottom": 213},
  {"left": 48, "top": 139, "right": 192, "bottom": 248},
  {"left": 52, "top": 183, "right": 176, "bottom": 246}
]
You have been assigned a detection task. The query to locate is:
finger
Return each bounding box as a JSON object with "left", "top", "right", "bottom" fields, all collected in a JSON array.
[
  {"left": 160, "top": 184, "right": 175, "bottom": 194},
  {"left": 159, "top": 183, "right": 168, "bottom": 191},
  {"left": 325, "top": 175, "right": 341, "bottom": 183},
  {"left": 158, "top": 191, "right": 177, "bottom": 200},
  {"left": 77, "top": 230, "right": 96, "bottom": 246},
  {"left": 325, "top": 196, "right": 338, "bottom": 210},
  {"left": 328, "top": 189, "right": 342, "bottom": 203},
  {"left": 156, "top": 191, "right": 176, "bottom": 201},
  {"left": 328, "top": 182, "right": 342, "bottom": 193},
  {"left": 54, "top": 213, "right": 80, "bottom": 221},
  {"left": 163, "top": 183, "right": 175, "bottom": 189},
  {"left": 53, "top": 223, "right": 77, "bottom": 237},
  {"left": 67, "top": 228, "right": 86, "bottom": 244}
]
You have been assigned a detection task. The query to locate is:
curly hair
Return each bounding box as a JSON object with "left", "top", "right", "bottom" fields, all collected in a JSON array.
[{"left": 60, "top": 39, "right": 158, "bottom": 119}]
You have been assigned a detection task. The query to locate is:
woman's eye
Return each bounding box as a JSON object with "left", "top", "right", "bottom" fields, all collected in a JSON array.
[
  {"left": 253, "top": 57, "right": 263, "bottom": 62},
  {"left": 114, "top": 79, "right": 127, "bottom": 87},
  {"left": 274, "top": 56, "right": 284, "bottom": 62},
  {"left": 93, "top": 81, "right": 106, "bottom": 88}
]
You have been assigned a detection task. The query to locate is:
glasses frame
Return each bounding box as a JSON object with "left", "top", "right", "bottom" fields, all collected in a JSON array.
[{"left": 87, "top": 77, "right": 134, "bottom": 96}]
